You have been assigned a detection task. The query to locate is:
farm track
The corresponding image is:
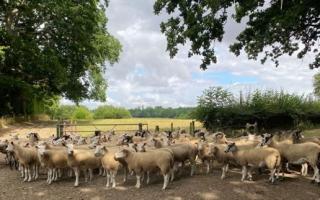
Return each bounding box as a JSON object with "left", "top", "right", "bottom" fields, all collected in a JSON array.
[{"left": 0, "top": 155, "right": 319, "bottom": 200}]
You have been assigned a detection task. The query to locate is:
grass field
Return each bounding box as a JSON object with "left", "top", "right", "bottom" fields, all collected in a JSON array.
[{"left": 66, "top": 118, "right": 203, "bottom": 136}]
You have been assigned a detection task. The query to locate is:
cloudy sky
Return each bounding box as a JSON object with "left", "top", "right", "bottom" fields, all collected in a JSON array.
[{"left": 77, "top": 0, "right": 319, "bottom": 109}]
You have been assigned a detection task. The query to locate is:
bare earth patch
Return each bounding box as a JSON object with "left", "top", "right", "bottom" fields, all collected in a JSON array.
[{"left": 0, "top": 155, "right": 319, "bottom": 200}]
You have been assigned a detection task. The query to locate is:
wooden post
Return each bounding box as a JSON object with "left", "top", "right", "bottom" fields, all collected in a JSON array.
[
  {"left": 138, "top": 123, "right": 143, "bottom": 132},
  {"left": 155, "top": 125, "right": 159, "bottom": 133},
  {"left": 56, "top": 123, "right": 60, "bottom": 138},
  {"left": 171, "top": 122, "right": 174, "bottom": 132},
  {"left": 191, "top": 121, "right": 195, "bottom": 136}
]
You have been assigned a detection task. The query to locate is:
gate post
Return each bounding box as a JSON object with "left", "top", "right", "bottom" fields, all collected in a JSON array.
[
  {"left": 171, "top": 122, "right": 174, "bottom": 132},
  {"left": 138, "top": 123, "right": 143, "bottom": 132},
  {"left": 155, "top": 125, "right": 160, "bottom": 133}
]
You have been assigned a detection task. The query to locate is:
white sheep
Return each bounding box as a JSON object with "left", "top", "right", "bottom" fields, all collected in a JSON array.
[
  {"left": 114, "top": 148, "right": 174, "bottom": 190},
  {"left": 64, "top": 143, "right": 102, "bottom": 186},
  {"left": 261, "top": 133, "right": 320, "bottom": 184},
  {"left": 94, "top": 145, "right": 123, "bottom": 188},
  {"left": 225, "top": 142, "right": 281, "bottom": 183},
  {"left": 36, "top": 143, "right": 69, "bottom": 184},
  {"left": 6, "top": 142, "right": 40, "bottom": 182}
]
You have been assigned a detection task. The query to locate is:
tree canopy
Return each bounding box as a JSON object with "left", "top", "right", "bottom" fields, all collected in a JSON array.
[
  {"left": 0, "top": 0, "right": 121, "bottom": 116},
  {"left": 154, "top": 0, "right": 320, "bottom": 69}
]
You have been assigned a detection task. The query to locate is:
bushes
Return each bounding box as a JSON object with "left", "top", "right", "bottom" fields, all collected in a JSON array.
[
  {"left": 193, "top": 87, "right": 320, "bottom": 131},
  {"left": 50, "top": 105, "right": 131, "bottom": 120},
  {"left": 129, "top": 106, "right": 194, "bottom": 118},
  {"left": 93, "top": 105, "right": 131, "bottom": 119},
  {"left": 72, "top": 106, "right": 93, "bottom": 120}
]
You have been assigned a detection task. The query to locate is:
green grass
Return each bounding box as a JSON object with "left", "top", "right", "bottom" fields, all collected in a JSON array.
[
  {"left": 303, "top": 129, "right": 320, "bottom": 137},
  {"left": 64, "top": 118, "right": 202, "bottom": 136}
]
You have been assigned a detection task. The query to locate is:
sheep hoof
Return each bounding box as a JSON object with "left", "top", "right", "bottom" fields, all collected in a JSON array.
[
  {"left": 135, "top": 185, "right": 141, "bottom": 189},
  {"left": 310, "top": 180, "right": 315, "bottom": 184}
]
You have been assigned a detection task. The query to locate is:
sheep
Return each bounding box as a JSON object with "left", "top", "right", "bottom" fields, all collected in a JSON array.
[
  {"left": 164, "top": 143, "right": 198, "bottom": 180},
  {"left": 291, "top": 130, "right": 320, "bottom": 145},
  {"left": 210, "top": 143, "right": 234, "bottom": 180},
  {"left": 148, "top": 137, "right": 171, "bottom": 148},
  {"left": 26, "top": 132, "right": 40, "bottom": 145},
  {"left": 225, "top": 142, "right": 281, "bottom": 183},
  {"left": 64, "top": 143, "right": 102, "bottom": 186},
  {"left": 261, "top": 133, "right": 320, "bottom": 184},
  {"left": 36, "top": 144, "right": 69, "bottom": 184},
  {"left": 196, "top": 142, "right": 214, "bottom": 174},
  {"left": 6, "top": 142, "right": 40, "bottom": 182},
  {"left": 94, "top": 145, "right": 124, "bottom": 188},
  {"left": 114, "top": 148, "right": 174, "bottom": 190}
]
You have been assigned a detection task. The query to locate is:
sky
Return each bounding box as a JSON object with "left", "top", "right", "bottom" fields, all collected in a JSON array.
[{"left": 66, "top": 0, "right": 319, "bottom": 109}]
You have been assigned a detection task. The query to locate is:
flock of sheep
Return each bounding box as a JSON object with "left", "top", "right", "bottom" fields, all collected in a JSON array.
[{"left": 0, "top": 128, "right": 319, "bottom": 191}]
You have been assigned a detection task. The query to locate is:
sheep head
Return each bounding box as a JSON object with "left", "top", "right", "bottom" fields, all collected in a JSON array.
[
  {"left": 224, "top": 142, "right": 237, "bottom": 153},
  {"left": 94, "top": 145, "right": 107, "bottom": 157},
  {"left": 114, "top": 149, "right": 130, "bottom": 160}
]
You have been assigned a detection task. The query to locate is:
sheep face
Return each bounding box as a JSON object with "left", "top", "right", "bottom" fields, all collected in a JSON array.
[
  {"left": 94, "top": 145, "right": 107, "bottom": 157},
  {"left": 136, "top": 143, "right": 146, "bottom": 152},
  {"left": 114, "top": 149, "right": 129, "bottom": 160},
  {"left": 6, "top": 142, "right": 14, "bottom": 152},
  {"left": 224, "top": 143, "right": 237, "bottom": 153},
  {"left": 66, "top": 144, "right": 74, "bottom": 155},
  {"left": 261, "top": 133, "right": 273, "bottom": 146},
  {"left": 27, "top": 132, "right": 40, "bottom": 142},
  {"left": 36, "top": 145, "right": 47, "bottom": 156}
]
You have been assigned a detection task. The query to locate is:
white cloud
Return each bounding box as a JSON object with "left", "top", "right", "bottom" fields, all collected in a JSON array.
[{"left": 76, "top": 0, "right": 320, "bottom": 109}]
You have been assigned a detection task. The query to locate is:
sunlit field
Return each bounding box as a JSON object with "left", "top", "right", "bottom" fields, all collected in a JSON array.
[{"left": 67, "top": 118, "right": 203, "bottom": 136}]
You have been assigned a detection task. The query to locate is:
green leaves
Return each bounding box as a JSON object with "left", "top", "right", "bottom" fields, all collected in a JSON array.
[
  {"left": 154, "top": 0, "right": 320, "bottom": 69},
  {"left": 194, "top": 87, "right": 320, "bottom": 130},
  {"left": 0, "top": 0, "right": 121, "bottom": 116}
]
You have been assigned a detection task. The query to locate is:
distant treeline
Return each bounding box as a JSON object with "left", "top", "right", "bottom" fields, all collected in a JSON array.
[
  {"left": 46, "top": 105, "right": 194, "bottom": 120},
  {"left": 47, "top": 105, "right": 132, "bottom": 120},
  {"left": 129, "top": 106, "right": 194, "bottom": 119}
]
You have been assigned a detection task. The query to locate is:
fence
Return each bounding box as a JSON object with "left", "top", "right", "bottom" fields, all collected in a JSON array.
[
  {"left": 56, "top": 120, "right": 200, "bottom": 137},
  {"left": 56, "top": 121, "right": 148, "bottom": 137}
]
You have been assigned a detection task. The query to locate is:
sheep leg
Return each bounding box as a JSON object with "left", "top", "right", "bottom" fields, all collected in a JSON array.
[
  {"left": 89, "top": 168, "right": 93, "bottom": 182},
  {"left": 111, "top": 171, "right": 117, "bottom": 188},
  {"left": 135, "top": 174, "right": 142, "bottom": 188},
  {"left": 27, "top": 166, "right": 32, "bottom": 182},
  {"left": 170, "top": 168, "right": 175, "bottom": 182},
  {"left": 106, "top": 170, "right": 111, "bottom": 187},
  {"left": 221, "top": 165, "right": 227, "bottom": 180},
  {"left": 146, "top": 171, "right": 150, "bottom": 184},
  {"left": 103, "top": 169, "right": 106, "bottom": 177},
  {"left": 241, "top": 166, "right": 247, "bottom": 182},
  {"left": 34, "top": 164, "right": 39, "bottom": 180},
  {"left": 54, "top": 168, "right": 58, "bottom": 181},
  {"left": 162, "top": 173, "right": 170, "bottom": 190},
  {"left": 47, "top": 169, "right": 52, "bottom": 184},
  {"left": 190, "top": 161, "right": 196, "bottom": 176},
  {"left": 23, "top": 167, "right": 28, "bottom": 182},
  {"left": 74, "top": 168, "right": 80, "bottom": 187},
  {"left": 123, "top": 168, "right": 128, "bottom": 183},
  {"left": 247, "top": 168, "right": 253, "bottom": 181},
  {"left": 225, "top": 164, "right": 229, "bottom": 173},
  {"left": 206, "top": 160, "right": 211, "bottom": 174},
  {"left": 68, "top": 169, "right": 73, "bottom": 177},
  {"left": 20, "top": 165, "right": 25, "bottom": 178},
  {"left": 301, "top": 163, "right": 308, "bottom": 176},
  {"left": 84, "top": 169, "right": 88, "bottom": 182},
  {"left": 270, "top": 168, "right": 276, "bottom": 184},
  {"left": 58, "top": 169, "right": 62, "bottom": 178}
]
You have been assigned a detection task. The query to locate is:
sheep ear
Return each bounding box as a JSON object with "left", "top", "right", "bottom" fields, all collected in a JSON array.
[{"left": 11, "top": 141, "right": 14, "bottom": 145}]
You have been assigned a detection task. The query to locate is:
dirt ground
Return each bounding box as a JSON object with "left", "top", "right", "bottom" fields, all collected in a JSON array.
[
  {"left": 0, "top": 124, "right": 320, "bottom": 200},
  {"left": 0, "top": 154, "right": 319, "bottom": 200}
]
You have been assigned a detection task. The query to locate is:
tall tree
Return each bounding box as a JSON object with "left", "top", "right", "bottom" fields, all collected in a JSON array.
[
  {"left": 0, "top": 0, "right": 121, "bottom": 116},
  {"left": 154, "top": 0, "right": 320, "bottom": 69}
]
